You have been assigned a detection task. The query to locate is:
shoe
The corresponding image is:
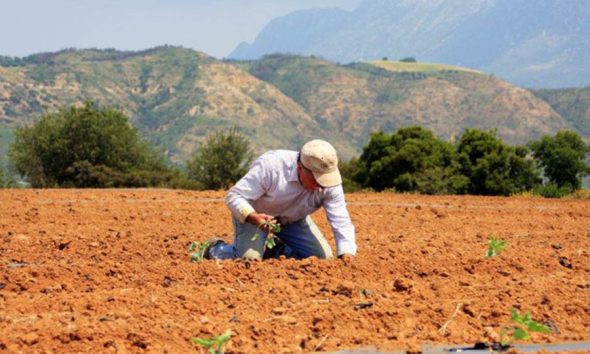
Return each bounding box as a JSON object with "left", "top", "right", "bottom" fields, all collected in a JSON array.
[{"left": 189, "top": 237, "right": 225, "bottom": 261}]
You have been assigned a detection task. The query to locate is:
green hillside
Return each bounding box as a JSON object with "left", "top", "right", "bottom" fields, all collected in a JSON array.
[
  {"left": 0, "top": 49, "right": 576, "bottom": 164},
  {"left": 0, "top": 47, "right": 329, "bottom": 162},
  {"left": 239, "top": 54, "right": 569, "bottom": 149},
  {"left": 532, "top": 87, "right": 590, "bottom": 140}
]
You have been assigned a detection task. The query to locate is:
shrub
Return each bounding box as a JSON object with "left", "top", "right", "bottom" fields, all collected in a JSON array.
[
  {"left": 456, "top": 129, "right": 540, "bottom": 195},
  {"left": 532, "top": 182, "right": 573, "bottom": 198},
  {"left": 8, "top": 102, "right": 171, "bottom": 188},
  {"left": 187, "top": 127, "right": 254, "bottom": 190},
  {"left": 529, "top": 130, "right": 590, "bottom": 191},
  {"left": 339, "top": 158, "right": 364, "bottom": 192},
  {"left": 355, "top": 126, "right": 467, "bottom": 194}
]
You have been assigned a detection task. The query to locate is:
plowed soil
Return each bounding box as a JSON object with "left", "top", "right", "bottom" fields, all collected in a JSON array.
[{"left": 1, "top": 189, "right": 589, "bottom": 353}]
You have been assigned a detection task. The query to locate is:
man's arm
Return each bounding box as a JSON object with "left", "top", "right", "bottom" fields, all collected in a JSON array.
[
  {"left": 323, "top": 185, "right": 357, "bottom": 257},
  {"left": 225, "top": 157, "right": 273, "bottom": 224}
]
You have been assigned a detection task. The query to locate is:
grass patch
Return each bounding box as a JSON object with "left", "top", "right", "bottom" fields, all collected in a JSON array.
[{"left": 369, "top": 60, "right": 481, "bottom": 74}]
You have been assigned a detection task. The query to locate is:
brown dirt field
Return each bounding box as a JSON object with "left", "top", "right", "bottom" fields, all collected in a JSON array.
[{"left": 0, "top": 189, "right": 589, "bottom": 353}]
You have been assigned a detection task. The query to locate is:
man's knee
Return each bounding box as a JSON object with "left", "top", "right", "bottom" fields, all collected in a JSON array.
[{"left": 239, "top": 248, "right": 263, "bottom": 261}]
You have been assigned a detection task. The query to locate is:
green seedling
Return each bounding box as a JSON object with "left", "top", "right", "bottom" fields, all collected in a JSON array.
[
  {"left": 486, "top": 237, "right": 507, "bottom": 257},
  {"left": 188, "top": 240, "right": 211, "bottom": 262},
  {"left": 251, "top": 220, "right": 282, "bottom": 249},
  {"left": 500, "top": 308, "right": 550, "bottom": 346},
  {"left": 192, "top": 329, "right": 232, "bottom": 354}
]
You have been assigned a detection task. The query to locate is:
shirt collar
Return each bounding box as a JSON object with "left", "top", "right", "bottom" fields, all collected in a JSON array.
[{"left": 287, "top": 158, "right": 300, "bottom": 182}]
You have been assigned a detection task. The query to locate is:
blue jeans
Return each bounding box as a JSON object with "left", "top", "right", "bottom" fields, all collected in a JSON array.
[{"left": 209, "top": 216, "right": 333, "bottom": 260}]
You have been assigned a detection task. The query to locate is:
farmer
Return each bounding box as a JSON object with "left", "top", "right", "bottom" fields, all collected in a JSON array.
[{"left": 203, "top": 139, "right": 356, "bottom": 262}]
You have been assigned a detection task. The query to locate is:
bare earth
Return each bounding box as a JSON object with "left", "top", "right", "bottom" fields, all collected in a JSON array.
[{"left": 0, "top": 189, "right": 589, "bottom": 353}]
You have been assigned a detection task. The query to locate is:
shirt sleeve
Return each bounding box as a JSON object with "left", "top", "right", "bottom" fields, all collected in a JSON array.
[
  {"left": 323, "top": 185, "right": 357, "bottom": 256},
  {"left": 225, "top": 156, "right": 273, "bottom": 223}
]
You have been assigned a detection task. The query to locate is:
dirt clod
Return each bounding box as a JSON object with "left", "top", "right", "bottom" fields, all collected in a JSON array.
[{"left": 393, "top": 278, "right": 412, "bottom": 292}]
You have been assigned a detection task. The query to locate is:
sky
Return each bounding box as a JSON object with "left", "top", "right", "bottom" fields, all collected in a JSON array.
[{"left": 0, "top": 0, "right": 360, "bottom": 59}]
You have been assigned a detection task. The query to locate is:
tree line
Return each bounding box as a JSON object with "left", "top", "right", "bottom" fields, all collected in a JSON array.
[
  {"left": 2, "top": 103, "right": 252, "bottom": 190},
  {"left": 343, "top": 126, "right": 589, "bottom": 197},
  {"left": 1, "top": 103, "right": 588, "bottom": 197}
]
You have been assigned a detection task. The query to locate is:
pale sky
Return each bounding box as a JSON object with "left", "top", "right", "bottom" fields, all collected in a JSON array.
[{"left": 0, "top": 0, "right": 360, "bottom": 58}]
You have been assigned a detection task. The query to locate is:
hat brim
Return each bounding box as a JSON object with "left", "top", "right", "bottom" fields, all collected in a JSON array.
[{"left": 312, "top": 169, "right": 342, "bottom": 188}]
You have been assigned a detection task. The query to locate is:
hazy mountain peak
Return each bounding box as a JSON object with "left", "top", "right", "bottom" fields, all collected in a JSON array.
[{"left": 229, "top": 0, "right": 590, "bottom": 88}]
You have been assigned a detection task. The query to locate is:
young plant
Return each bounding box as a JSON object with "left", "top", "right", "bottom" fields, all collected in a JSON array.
[
  {"left": 251, "top": 220, "right": 282, "bottom": 249},
  {"left": 188, "top": 240, "right": 211, "bottom": 262},
  {"left": 486, "top": 236, "right": 507, "bottom": 257},
  {"left": 192, "top": 330, "right": 232, "bottom": 354},
  {"left": 500, "top": 308, "right": 551, "bottom": 346}
]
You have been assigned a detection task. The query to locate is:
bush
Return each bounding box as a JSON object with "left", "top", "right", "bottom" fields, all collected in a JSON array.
[
  {"left": 8, "top": 102, "right": 171, "bottom": 188},
  {"left": 0, "top": 163, "right": 15, "bottom": 188},
  {"left": 456, "top": 129, "right": 540, "bottom": 195},
  {"left": 529, "top": 130, "right": 590, "bottom": 190},
  {"left": 533, "top": 182, "right": 573, "bottom": 198},
  {"left": 339, "top": 158, "right": 364, "bottom": 192},
  {"left": 187, "top": 127, "right": 254, "bottom": 190},
  {"left": 355, "top": 126, "right": 467, "bottom": 194},
  {"left": 400, "top": 57, "right": 417, "bottom": 63}
]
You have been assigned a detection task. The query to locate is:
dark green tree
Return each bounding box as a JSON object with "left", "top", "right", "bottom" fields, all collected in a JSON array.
[
  {"left": 339, "top": 157, "right": 364, "bottom": 192},
  {"left": 529, "top": 130, "right": 590, "bottom": 191},
  {"left": 8, "top": 102, "right": 171, "bottom": 188},
  {"left": 457, "top": 129, "right": 540, "bottom": 195},
  {"left": 355, "top": 126, "right": 468, "bottom": 194},
  {"left": 187, "top": 127, "right": 254, "bottom": 190}
]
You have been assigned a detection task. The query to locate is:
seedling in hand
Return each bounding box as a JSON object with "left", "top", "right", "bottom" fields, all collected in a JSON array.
[
  {"left": 192, "top": 329, "right": 232, "bottom": 354},
  {"left": 252, "top": 220, "right": 282, "bottom": 249},
  {"left": 500, "top": 308, "right": 550, "bottom": 346},
  {"left": 486, "top": 236, "right": 507, "bottom": 257}
]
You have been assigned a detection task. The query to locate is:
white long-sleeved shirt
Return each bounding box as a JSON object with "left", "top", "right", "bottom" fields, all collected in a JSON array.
[{"left": 225, "top": 150, "right": 357, "bottom": 256}]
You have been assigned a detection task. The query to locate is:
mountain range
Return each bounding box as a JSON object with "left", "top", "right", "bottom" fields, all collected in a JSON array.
[
  {"left": 0, "top": 47, "right": 587, "bottom": 167},
  {"left": 230, "top": 0, "right": 590, "bottom": 89}
]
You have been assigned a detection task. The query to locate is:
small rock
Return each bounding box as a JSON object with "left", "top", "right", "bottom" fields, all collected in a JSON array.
[
  {"left": 22, "top": 332, "right": 39, "bottom": 345},
  {"left": 559, "top": 257, "right": 573, "bottom": 269},
  {"left": 545, "top": 319, "right": 560, "bottom": 334},
  {"left": 280, "top": 315, "right": 298, "bottom": 324},
  {"left": 483, "top": 326, "right": 499, "bottom": 343},
  {"left": 332, "top": 283, "right": 354, "bottom": 297},
  {"left": 272, "top": 307, "right": 288, "bottom": 315},
  {"left": 57, "top": 241, "right": 71, "bottom": 250},
  {"left": 393, "top": 279, "right": 411, "bottom": 292},
  {"left": 162, "top": 276, "right": 174, "bottom": 287},
  {"left": 199, "top": 316, "right": 209, "bottom": 324},
  {"left": 354, "top": 302, "right": 373, "bottom": 310},
  {"left": 463, "top": 304, "right": 476, "bottom": 317},
  {"left": 360, "top": 288, "right": 372, "bottom": 297}
]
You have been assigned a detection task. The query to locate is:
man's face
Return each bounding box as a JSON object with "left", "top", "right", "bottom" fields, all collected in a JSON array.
[{"left": 297, "top": 162, "right": 322, "bottom": 191}]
